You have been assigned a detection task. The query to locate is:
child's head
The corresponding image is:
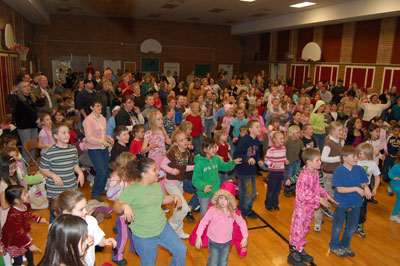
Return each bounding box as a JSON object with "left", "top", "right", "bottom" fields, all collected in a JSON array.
[
  {"left": 247, "top": 120, "right": 260, "bottom": 137},
  {"left": 392, "top": 125, "right": 400, "bottom": 136},
  {"left": 324, "top": 104, "right": 331, "bottom": 113},
  {"left": 171, "top": 130, "right": 188, "bottom": 150},
  {"left": 239, "top": 126, "right": 248, "bottom": 137},
  {"left": 145, "top": 94, "right": 154, "bottom": 106},
  {"left": 367, "top": 124, "right": 380, "bottom": 140},
  {"left": 337, "top": 103, "right": 344, "bottom": 112},
  {"left": 132, "top": 125, "right": 144, "bottom": 139},
  {"left": 302, "top": 124, "right": 313, "bottom": 136},
  {"left": 271, "top": 98, "right": 280, "bottom": 109},
  {"left": 114, "top": 125, "right": 129, "bottom": 144},
  {"left": 2, "top": 146, "right": 20, "bottom": 161},
  {"left": 190, "top": 102, "right": 200, "bottom": 115},
  {"left": 176, "top": 95, "right": 184, "bottom": 106},
  {"left": 357, "top": 142, "right": 374, "bottom": 161},
  {"left": 162, "top": 105, "right": 175, "bottom": 119},
  {"left": 195, "top": 95, "right": 203, "bottom": 104},
  {"left": 302, "top": 147, "right": 321, "bottom": 169},
  {"left": 0, "top": 154, "right": 18, "bottom": 185},
  {"left": 293, "top": 111, "right": 301, "bottom": 122},
  {"left": 52, "top": 190, "right": 87, "bottom": 219},
  {"left": 288, "top": 125, "right": 301, "bottom": 140},
  {"left": 248, "top": 105, "right": 258, "bottom": 117},
  {"left": 211, "top": 186, "right": 236, "bottom": 215},
  {"left": 330, "top": 102, "right": 337, "bottom": 112},
  {"left": 55, "top": 109, "right": 65, "bottom": 123},
  {"left": 5, "top": 185, "right": 28, "bottom": 206},
  {"left": 114, "top": 152, "right": 137, "bottom": 182},
  {"left": 370, "top": 116, "right": 383, "bottom": 128},
  {"left": 328, "top": 121, "right": 344, "bottom": 139},
  {"left": 167, "top": 96, "right": 176, "bottom": 108},
  {"left": 214, "top": 130, "right": 228, "bottom": 143},
  {"left": 341, "top": 145, "right": 358, "bottom": 165},
  {"left": 269, "top": 116, "right": 281, "bottom": 129},
  {"left": 200, "top": 138, "right": 218, "bottom": 158},
  {"left": 39, "top": 214, "right": 89, "bottom": 266},
  {"left": 235, "top": 108, "right": 245, "bottom": 120},
  {"left": 314, "top": 100, "right": 325, "bottom": 113},
  {"left": 148, "top": 111, "right": 163, "bottom": 131},
  {"left": 126, "top": 157, "right": 158, "bottom": 183},
  {"left": 152, "top": 91, "right": 159, "bottom": 100},
  {"left": 272, "top": 131, "right": 285, "bottom": 146},
  {"left": 179, "top": 121, "right": 193, "bottom": 136},
  {"left": 52, "top": 123, "right": 70, "bottom": 144},
  {"left": 347, "top": 117, "right": 363, "bottom": 133},
  {"left": 0, "top": 134, "right": 18, "bottom": 148},
  {"left": 40, "top": 113, "right": 52, "bottom": 128}
]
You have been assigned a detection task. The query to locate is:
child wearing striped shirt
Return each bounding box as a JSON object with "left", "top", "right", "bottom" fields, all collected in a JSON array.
[{"left": 264, "top": 131, "right": 289, "bottom": 211}]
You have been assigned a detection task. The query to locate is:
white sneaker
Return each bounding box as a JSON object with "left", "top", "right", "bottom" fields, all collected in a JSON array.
[
  {"left": 163, "top": 208, "right": 170, "bottom": 213},
  {"left": 177, "top": 231, "right": 190, "bottom": 239},
  {"left": 390, "top": 215, "right": 400, "bottom": 224},
  {"left": 87, "top": 174, "right": 94, "bottom": 187},
  {"left": 314, "top": 224, "right": 321, "bottom": 232}
]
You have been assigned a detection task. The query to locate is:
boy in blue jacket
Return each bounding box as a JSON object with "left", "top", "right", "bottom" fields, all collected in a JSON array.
[{"left": 233, "top": 120, "right": 264, "bottom": 219}]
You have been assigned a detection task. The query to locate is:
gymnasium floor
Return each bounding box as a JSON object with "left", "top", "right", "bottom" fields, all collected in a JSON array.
[{"left": 30, "top": 174, "right": 400, "bottom": 266}]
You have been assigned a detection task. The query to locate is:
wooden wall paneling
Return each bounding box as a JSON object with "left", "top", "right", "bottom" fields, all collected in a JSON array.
[
  {"left": 0, "top": 54, "right": 10, "bottom": 116},
  {"left": 332, "top": 67, "right": 338, "bottom": 83},
  {"left": 296, "top": 27, "right": 313, "bottom": 60},
  {"left": 344, "top": 66, "right": 375, "bottom": 89},
  {"left": 276, "top": 30, "right": 290, "bottom": 61},
  {"left": 392, "top": 70, "right": 400, "bottom": 90},
  {"left": 259, "top": 33, "right": 271, "bottom": 61},
  {"left": 353, "top": 19, "right": 381, "bottom": 63},
  {"left": 391, "top": 17, "right": 400, "bottom": 64},
  {"left": 291, "top": 64, "right": 310, "bottom": 89},
  {"left": 315, "top": 66, "right": 320, "bottom": 84},
  {"left": 314, "top": 65, "right": 339, "bottom": 84},
  {"left": 382, "top": 68, "right": 393, "bottom": 92},
  {"left": 322, "top": 24, "right": 343, "bottom": 62},
  {"left": 366, "top": 68, "right": 375, "bottom": 88},
  {"left": 344, "top": 67, "right": 352, "bottom": 88}
]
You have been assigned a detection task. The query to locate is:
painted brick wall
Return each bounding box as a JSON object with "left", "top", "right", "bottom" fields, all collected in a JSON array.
[
  {"left": 339, "top": 22, "right": 355, "bottom": 63},
  {"left": 376, "top": 17, "right": 397, "bottom": 64}
]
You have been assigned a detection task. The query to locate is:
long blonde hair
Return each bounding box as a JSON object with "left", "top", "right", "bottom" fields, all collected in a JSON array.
[
  {"left": 114, "top": 152, "right": 137, "bottom": 181},
  {"left": 169, "top": 130, "right": 189, "bottom": 163},
  {"left": 147, "top": 111, "right": 168, "bottom": 138},
  {"left": 327, "top": 121, "right": 344, "bottom": 138}
]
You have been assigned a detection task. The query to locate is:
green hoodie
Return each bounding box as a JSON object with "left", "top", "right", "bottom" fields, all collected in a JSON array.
[
  {"left": 192, "top": 154, "right": 236, "bottom": 198},
  {"left": 309, "top": 100, "right": 328, "bottom": 135}
]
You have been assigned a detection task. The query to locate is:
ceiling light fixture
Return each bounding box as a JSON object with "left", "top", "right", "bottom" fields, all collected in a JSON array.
[
  {"left": 240, "top": 0, "right": 256, "bottom": 2},
  {"left": 290, "top": 2, "right": 316, "bottom": 8}
]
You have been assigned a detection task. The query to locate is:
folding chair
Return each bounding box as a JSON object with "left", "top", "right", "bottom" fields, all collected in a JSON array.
[{"left": 23, "top": 139, "right": 41, "bottom": 172}]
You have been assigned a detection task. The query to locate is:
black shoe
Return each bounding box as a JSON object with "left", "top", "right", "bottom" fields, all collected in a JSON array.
[
  {"left": 99, "top": 191, "right": 107, "bottom": 196},
  {"left": 287, "top": 250, "right": 307, "bottom": 266},
  {"left": 368, "top": 198, "right": 378, "bottom": 204},
  {"left": 284, "top": 190, "right": 291, "bottom": 197},
  {"left": 92, "top": 195, "right": 104, "bottom": 202},
  {"left": 247, "top": 211, "right": 258, "bottom": 219},
  {"left": 95, "top": 245, "right": 104, "bottom": 253},
  {"left": 266, "top": 207, "right": 273, "bottom": 212},
  {"left": 273, "top": 206, "right": 280, "bottom": 211},
  {"left": 300, "top": 249, "right": 313, "bottom": 263},
  {"left": 185, "top": 211, "right": 195, "bottom": 222},
  {"left": 192, "top": 205, "right": 200, "bottom": 213},
  {"left": 112, "top": 258, "right": 128, "bottom": 266}
]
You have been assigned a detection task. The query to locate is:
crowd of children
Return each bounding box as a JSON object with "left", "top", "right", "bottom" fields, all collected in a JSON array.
[{"left": 1, "top": 68, "right": 400, "bottom": 266}]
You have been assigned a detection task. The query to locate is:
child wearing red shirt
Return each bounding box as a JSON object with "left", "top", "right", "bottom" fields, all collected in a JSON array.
[
  {"left": 186, "top": 102, "right": 206, "bottom": 155},
  {"left": 129, "top": 125, "right": 144, "bottom": 158}
]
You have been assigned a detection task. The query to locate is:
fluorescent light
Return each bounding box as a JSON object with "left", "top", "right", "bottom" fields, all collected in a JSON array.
[
  {"left": 290, "top": 2, "right": 316, "bottom": 8},
  {"left": 240, "top": 0, "right": 256, "bottom": 2}
]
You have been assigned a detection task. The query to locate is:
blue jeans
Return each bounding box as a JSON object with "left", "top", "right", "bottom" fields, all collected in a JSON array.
[
  {"left": 183, "top": 178, "right": 199, "bottom": 209},
  {"left": 88, "top": 148, "right": 110, "bottom": 197},
  {"left": 205, "top": 119, "right": 214, "bottom": 138},
  {"left": 238, "top": 174, "right": 256, "bottom": 216},
  {"left": 193, "top": 136, "right": 202, "bottom": 155},
  {"left": 383, "top": 156, "right": 396, "bottom": 181},
  {"left": 207, "top": 240, "right": 230, "bottom": 266},
  {"left": 132, "top": 222, "right": 187, "bottom": 266},
  {"left": 265, "top": 171, "right": 284, "bottom": 209},
  {"left": 284, "top": 160, "right": 300, "bottom": 192},
  {"left": 314, "top": 133, "right": 326, "bottom": 152},
  {"left": 329, "top": 206, "right": 361, "bottom": 250},
  {"left": 199, "top": 197, "right": 211, "bottom": 218}
]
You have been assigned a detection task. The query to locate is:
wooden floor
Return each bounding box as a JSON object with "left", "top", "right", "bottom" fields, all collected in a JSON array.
[{"left": 29, "top": 174, "right": 400, "bottom": 266}]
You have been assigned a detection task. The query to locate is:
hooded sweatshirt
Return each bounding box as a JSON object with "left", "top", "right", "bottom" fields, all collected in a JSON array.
[
  {"left": 233, "top": 134, "right": 261, "bottom": 176},
  {"left": 192, "top": 155, "right": 236, "bottom": 198},
  {"left": 309, "top": 100, "right": 328, "bottom": 135}
]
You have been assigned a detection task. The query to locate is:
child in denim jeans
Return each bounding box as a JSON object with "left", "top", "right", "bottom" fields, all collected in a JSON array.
[
  {"left": 195, "top": 186, "right": 248, "bottom": 266},
  {"left": 329, "top": 146, "right": 371, "bottom": 258},
  {"left": 284, "top": 125, "right": 304, "bottom": 197}
]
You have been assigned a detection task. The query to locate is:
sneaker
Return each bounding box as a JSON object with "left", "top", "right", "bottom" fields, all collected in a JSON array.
[
  {"left": 273, "top": 206, "right": 280, "bottom": 211},
  {"left": 193, "top": 205, "right": 200, "bottom": 212},
  {"left": 247, "top": 211, "right": 258, "bottom": 219},
  {"left": 368, "top": 198, "right": 378, "bottom": 204},
  {"left": 266, "top": 207, "right": 273, "bottom": 212},
  {"left": 287, "top": 250, "right": 307, "bottom": 266},
  {"left": 330, "top": 248, "right": 347, "bottom": 257},
  {"left": 322, "top": 209, "right": 334, "bottom": 218},
  {"left": 112, "top": 258, "right": 128, "bottom": 266},
  {"left": 314, "top": 224, "right": 321, "bottom": 232},
  {"left": 300, "top": 249, "right": 313, "bottom": 263},
  {"left": 284, "top": 190, "right": 291, "bottom": 197},
  {"left": 390, "top": 215, "right": 400, "bottom": 223},
  {"left": 177, "top": 231, "right": 190, "bottom": 239},
  {"left": 92, "top": 195, "right": 104, "bottom": 202},
  {"left": 356, "top": 227, "right": 366, "bottom": 238},
  {"left": 342, "top": 247, "right": 355, "bottom": 257},
  {"left": 387, "top": 186, "right": 394, "bottom": 196},
  {"left": 163, "top": 208, "right": 170, "bottom": 213},
  {"left": 185, "top": 211, "right": 195, "bottom": 222}
]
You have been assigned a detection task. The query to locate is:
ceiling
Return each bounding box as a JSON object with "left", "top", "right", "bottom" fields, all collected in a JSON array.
[{"left": 38, "top": 0, "right": 350, "bottom": 25}]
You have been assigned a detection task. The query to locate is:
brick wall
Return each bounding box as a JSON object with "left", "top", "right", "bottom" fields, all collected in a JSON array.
[
  {"left": 376, "top": 17, "right": 397, "bottom": 64},
  {"left": 339, "top": 22, "right": 355, "bottom": 63},
  {"left": 32, "top": 15, "right": 242, "bottom": 81}
]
